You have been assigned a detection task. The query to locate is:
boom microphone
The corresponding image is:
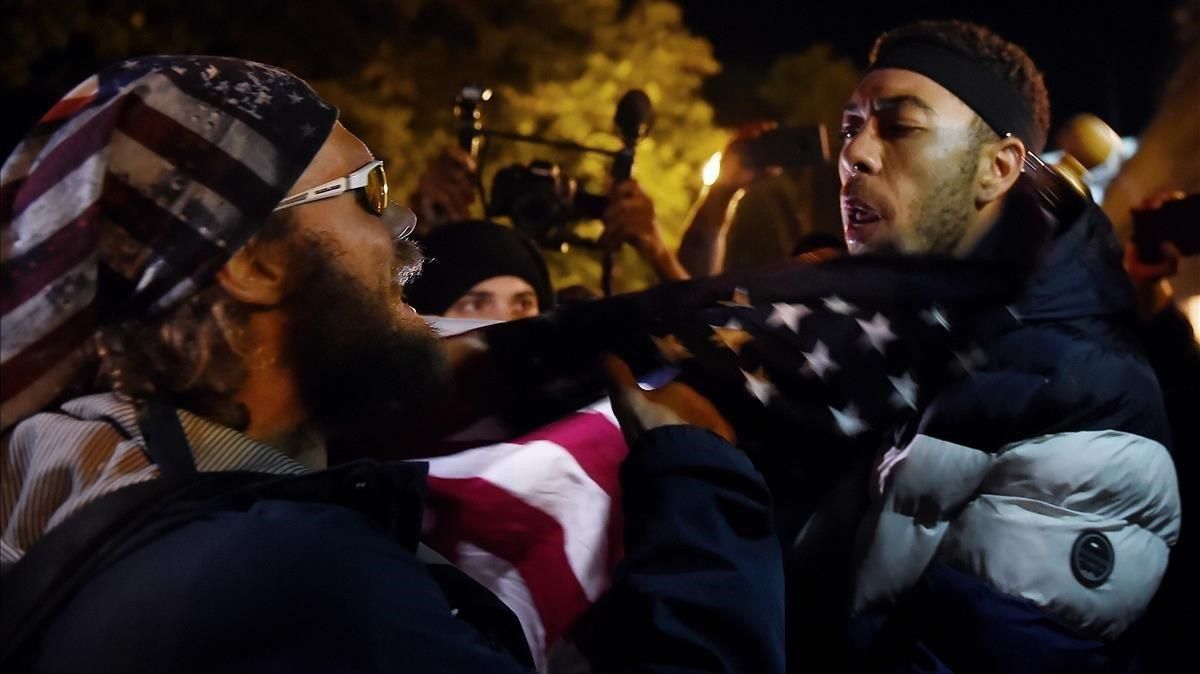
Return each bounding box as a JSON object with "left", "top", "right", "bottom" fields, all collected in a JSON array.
[{"left": 614, "top": 89, "right": 654, "bottom": 146}]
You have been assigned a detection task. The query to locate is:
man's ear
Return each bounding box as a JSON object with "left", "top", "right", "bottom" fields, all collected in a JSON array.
[
  {"left": 216, "top": 236, "right": 289, "bottom": 306},
  {"left": 978, "top": 135, "right": 1026, "bottom": 204}
]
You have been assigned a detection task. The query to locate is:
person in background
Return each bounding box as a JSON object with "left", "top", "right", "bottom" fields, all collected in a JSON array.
[
  {"left": 1122, "top": 190, "right": 1199, "bottom": 674},
  {"left": 677, "top": 122, "right": 844, "bottom": 278},
  {"left": 406, "top": 220, "right": 555, "bottom": 323},
  {"left": 411, "top": 147, "right": 689, "bottom": 284}
]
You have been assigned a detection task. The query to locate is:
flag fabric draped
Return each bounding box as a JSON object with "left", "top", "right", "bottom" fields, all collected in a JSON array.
[
  {"left": 420, "top": 275, "right": 999, "bottom": 669},
  {"left": 423, "top": 398, "right": 626, "bottom": 671}
]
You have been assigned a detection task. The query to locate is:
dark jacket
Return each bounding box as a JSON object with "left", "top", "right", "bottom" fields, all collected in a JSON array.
[
  {"left": 4, "top": 424, "right": 783, "bottom": 673},
  {"left": 848, "top": 204, "right": 1179, "bottom": 673}
]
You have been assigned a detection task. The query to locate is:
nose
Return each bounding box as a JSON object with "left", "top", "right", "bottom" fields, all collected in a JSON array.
[{"left": 839, "top": 127, "right": 881, "bottom": 181}]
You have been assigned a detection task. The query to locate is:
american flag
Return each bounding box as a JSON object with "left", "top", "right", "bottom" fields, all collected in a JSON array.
[
  {"left": 423, "top": 398, "right": 626, "bottom": 671},
  {"left": 417, "top": 276, "right": 997, "bottom": 670}
]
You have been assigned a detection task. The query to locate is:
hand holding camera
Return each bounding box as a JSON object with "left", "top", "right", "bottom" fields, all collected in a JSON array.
[
  {"left": 1125, "top": 190, "right": 1197, "bottom": 319},
  {"left": 717, "top": 121, "right": 779, "bottom": 190}
]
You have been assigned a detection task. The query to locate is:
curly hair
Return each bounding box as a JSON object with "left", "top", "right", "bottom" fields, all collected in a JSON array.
[
  {"left": 871, "top": 20, "right": 1051, "bottom": 150},
  {"left": 86, "top": 211, "right": 298, "bottom": 430}
]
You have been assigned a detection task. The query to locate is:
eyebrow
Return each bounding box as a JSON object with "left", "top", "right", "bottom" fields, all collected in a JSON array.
[{"left": 843, "top": 95, "right": 936, "bottom": 115}]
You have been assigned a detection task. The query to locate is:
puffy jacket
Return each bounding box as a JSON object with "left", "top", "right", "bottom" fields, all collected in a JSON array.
[{"left": 851, "top": 204, "right": 1180, "bottom": 664}]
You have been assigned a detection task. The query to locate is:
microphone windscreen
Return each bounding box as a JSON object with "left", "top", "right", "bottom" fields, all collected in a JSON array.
[{"left": 615, "top": 89, "right": 653, "bottom": 141}]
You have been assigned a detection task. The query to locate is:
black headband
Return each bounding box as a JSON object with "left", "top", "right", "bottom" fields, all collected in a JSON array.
[{"left": 868, "top": 40, "right": 1044, "bottom": 153}]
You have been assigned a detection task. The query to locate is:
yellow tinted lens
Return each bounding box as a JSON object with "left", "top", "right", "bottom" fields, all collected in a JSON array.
[{"left": 365, "top": 163, "right": 388, "bottom": 215}]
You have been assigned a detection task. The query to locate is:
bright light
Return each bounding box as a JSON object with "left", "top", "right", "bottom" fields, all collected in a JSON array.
[
  {"left": 702, "top": 151, "right": 722, "bottom": 186},
  {"left": 1184, "top": 294, "right": 1200, "bottom": 343}
]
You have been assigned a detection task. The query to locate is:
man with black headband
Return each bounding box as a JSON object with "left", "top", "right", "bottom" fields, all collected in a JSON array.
[
  {"left": 840, "top": 22, "right": 1049, "bottom": 256},
  {"left": 832, "top": 20, "right": 1179, "bottom": 673}
]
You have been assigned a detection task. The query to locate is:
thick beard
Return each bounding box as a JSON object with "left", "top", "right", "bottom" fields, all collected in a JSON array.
[{"left": 282, "top": 244, "right": 450, "bottom": 455}]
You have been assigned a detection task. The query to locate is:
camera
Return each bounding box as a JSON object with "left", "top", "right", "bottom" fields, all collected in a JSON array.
[
  {"left": 455, "top": 85, "right": 653, "bottom": 252},
  {"left": 1133, "top": 193, "right": 1200, "bottom": 262},
  {"left": 487, "top": 161, "right": 609, "bottom": 248}
]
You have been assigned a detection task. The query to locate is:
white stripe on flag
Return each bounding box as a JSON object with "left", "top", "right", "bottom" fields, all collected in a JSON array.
[
  {"left": 7, "top": 152, "right": 105, "bottom": 257},
  {"left": 427, "top": 439, "right": 614, "bottom": 601},
  {"left": 1, "top": 76, "right": 114, "bottom": 185},
  {"left": 137, "top": 74, "right": 285, "bottom": 188},
  {"left": 456, "top": 541, "right": 548, "bottom": 672},
  {"left": 0, "top": 256, "right": 97, "bottom": 362}
]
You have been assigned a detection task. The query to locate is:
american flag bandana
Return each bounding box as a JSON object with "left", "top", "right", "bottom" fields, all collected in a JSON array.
[{"left": 0, "top": 56, "right": 337, "bottom": 431}]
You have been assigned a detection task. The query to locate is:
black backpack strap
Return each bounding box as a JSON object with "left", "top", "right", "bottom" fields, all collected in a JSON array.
[
  {"left": 136, "top": 398, "right": 196, "bottom": 480},
  {"left": 3, "top": 400, "right": 220, "bottom": 666},
  {"left": 1, "top": 401, "right": 533, "bottom": 670}
]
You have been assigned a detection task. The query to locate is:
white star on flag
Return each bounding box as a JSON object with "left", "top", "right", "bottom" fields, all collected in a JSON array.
[
  {"left": 766, "top": 303, "right": 812, "bottom": 332},
  {"left": 921, "top": 305, "right": 951, "bottom": 331},
  {"left": 743, "top": 368, "right": 776, "bottom": 405},
  {"left": 857, "top": 313, "right": 897, "bottom": 354},
  {"left": 823, "top": 295, "right": 858, "bottom": 315},
  {"left": 888, "top": 372, "right": 919, "bottom": 409},
  {"left": 802, "top": 340, "right": 839, "bottom": 379},
  {"left": 288, "top": 91, "right": 305, "bottom": 104},
  {"left": 829, "top": 404, "right": 868, "bottom": 437}
]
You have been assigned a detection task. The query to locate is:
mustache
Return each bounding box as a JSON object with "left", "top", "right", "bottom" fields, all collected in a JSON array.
[
  {"left": 840, "top": 180, "right": 887, "bottom": 214},
  {"left": 394, "top": 239, "right": 424, "bottom": 287}
]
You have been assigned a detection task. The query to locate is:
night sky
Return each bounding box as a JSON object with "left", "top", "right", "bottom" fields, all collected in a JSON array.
[{"left": 679, "top": 0, "right": 1186, "bottom": 141}]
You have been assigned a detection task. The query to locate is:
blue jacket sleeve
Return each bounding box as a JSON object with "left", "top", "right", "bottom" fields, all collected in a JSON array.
[{"left": 573, "top": 424, "right": 786, "bottom": 674}]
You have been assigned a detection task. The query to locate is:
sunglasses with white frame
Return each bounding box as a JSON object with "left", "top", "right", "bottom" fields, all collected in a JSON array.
[{"left": 273, "top": 159, "right": 416, "bottom": 239}]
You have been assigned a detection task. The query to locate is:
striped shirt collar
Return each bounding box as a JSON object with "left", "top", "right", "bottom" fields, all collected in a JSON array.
[
  {"left": 58, "top": 393, "right": 314, "bottom": 476},
  {"left": 2, "top": 393, "right": 309, "bottom": 567}
]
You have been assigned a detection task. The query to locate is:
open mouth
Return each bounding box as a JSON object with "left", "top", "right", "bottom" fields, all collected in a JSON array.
[
  {"left": 842, "top": 198, "right": 882, "bottom": 226},
  {"left": 842, "top": 197, "right": 884, "bottom": 250}
]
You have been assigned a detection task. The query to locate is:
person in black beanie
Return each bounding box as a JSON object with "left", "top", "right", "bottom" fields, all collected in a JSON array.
[{"left": 406, "top": 220, "right": 556, "bottom": 322}]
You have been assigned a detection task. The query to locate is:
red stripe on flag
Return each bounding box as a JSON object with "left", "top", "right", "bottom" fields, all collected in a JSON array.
[
  {"left": 40, "top": 93, "right": 99, "bottom": 125},
  {"left": 10, "top": 100, "right": 124, "bottom": 218},
  {"left": 0, "top": 298, "right": 100, "bottom": 403},
  {"left": 516, "top": 410, "right": 628, "bottom": 498},
  {"left": 0, "top": 204, "right": 100, "bottom": 315},
  {"left": 424, "top": 476, "right": 592, "bottom": 648},
  {"left": 515, "top": 409, "right": 629, "bottom": 571},
  {"left": 0, "top": 177, "right": 25, "bottom": 220}
]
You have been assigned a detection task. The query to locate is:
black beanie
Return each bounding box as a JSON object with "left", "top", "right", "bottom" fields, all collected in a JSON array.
[{"left": 406, "top": 220, "right": 556, "bottom": 316}]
